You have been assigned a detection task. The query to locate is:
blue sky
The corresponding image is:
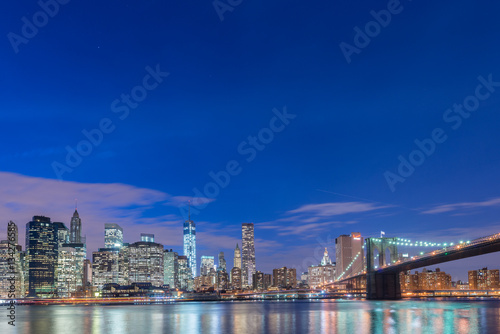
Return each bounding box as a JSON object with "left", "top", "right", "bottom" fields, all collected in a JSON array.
[{"left": 1, "top": 0, "right": 500, "bottom": 280}]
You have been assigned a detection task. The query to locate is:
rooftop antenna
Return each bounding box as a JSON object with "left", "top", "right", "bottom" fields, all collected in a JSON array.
[
  {"left": 75, "top": 198, "right": 78, "bottom": 210},
  {"left": 188, "top": 200, "right": 191, "bottom": 220}
]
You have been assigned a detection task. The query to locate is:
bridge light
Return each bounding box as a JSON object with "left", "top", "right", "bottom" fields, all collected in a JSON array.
[
  {"left": 450, "top": 243, "right": 454, "bottom": 246},
  {"left": 420, "top": 252, "right": 424, "bottom": 255}
]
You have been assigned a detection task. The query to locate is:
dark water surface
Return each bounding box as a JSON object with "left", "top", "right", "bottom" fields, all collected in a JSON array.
[{"left": 2, "top": 299, "right": 500, "bottom": 333}]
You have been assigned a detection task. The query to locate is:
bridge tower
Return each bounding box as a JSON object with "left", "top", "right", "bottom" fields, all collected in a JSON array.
[{"left": 366, "top": 237, "right": 401, "bottom": 300}]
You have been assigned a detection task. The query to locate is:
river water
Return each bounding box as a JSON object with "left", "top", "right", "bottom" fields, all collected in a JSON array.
[{"left": 2, "top": 299, "right": 500, "bottom": 333}]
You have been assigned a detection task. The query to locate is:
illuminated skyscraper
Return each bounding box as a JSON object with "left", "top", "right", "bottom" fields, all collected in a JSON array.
[
  {"left": 231, "top": 267, "right": 242, "bottom": 290},
  {"left": 140, "top": 233, "right": 154, "bottom": 243},
  {"left": 26, "top": 216, "right": 58, "bottom": 298},
  {"left": 200, "top": 256, "right": 215, "bottom": 276},
  {"left": 92, "top": 248, "right": 120, "bottom": 288},
  {"left": 177, "top": 255, "right": 192, "bottom": 290},
  {"left": 56, "top": 246, "right": 78, "bottom": 297},
  {"left": 53, "top": 222, "right": 69, "bottom": 248},
  {"left": 242, "top": 223, "right": 256, "bottom": 287},
  {"left": 335, "top": 232, "right": 364, "bottom": 279},
  {"left": 104, "top": 223, "right": 123, "bottom": 249},
  {"left": 128, "top": 241, "right": 164, "bottom": 287},
  {"left": 233, "top": 244, "right": 241, "bottom": 269},
  {"left": 183, "top": 207, "right": 196, "bottom": 277},
  {"left": 70, "top": 209, "right": 82, "bottom": 243},
  {"left": 164, "top": 250, "right": 178, "bottom": 289}
]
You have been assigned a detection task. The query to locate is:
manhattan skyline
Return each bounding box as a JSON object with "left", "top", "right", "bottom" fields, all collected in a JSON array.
[{"left": 2, "top": 0, "right": 500, "bottom": 283}]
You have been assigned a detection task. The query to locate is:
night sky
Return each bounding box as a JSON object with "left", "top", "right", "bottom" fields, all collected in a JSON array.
[{"left": 2, "top": 0, "right": 500, "bottom": 280}]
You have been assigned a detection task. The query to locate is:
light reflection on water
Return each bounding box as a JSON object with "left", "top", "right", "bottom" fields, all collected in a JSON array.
[{"left": 2, "top": 299, "right": 500, "bottom": 334}]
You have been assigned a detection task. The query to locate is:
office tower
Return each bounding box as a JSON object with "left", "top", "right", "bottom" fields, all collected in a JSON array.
[
  {"left": 234, "top": 243, "right": 241, "bottom": 269},
  {"left": 308, "top": 264, "right": 336, "bottom": 289},
  {"left": 218, "top": 252, "right": 226, "bottom": 272},
  {"left": 26, "top": 216, "right": 58, "bottom": 298},
  {"left": 0, "top": 241, "right": 24, "bottom": 298},
  {"left": 128, "top": 240, "right": 164, "bottom": 287},
  {"left": 177, "top": 255, "right": 191, "bottom": 290},
  {"left": 92, "top": 248, "right": 120, "bottom": 288},
  {"left": 105, "top": 223, "right": 123, "bottom": 249},
  {"left": 70, "top": 209, "right": 82, "bottom": 243},
  {"left": 242, "top": 223, "right": 256, "bottom": 286},
  {"left": 183, "top": 208, "right": 196, "bottom": 278},
  {"left": 231, "top": 267, "right": 242, "bottom": 290},
  {"left": 216, "top": 271, "right": 229, "bottom": 290},
  {"left": 272, "top": 267, "right": 297, "bottom": 288},
  {"left": 56, "top": 246, "right": 78, "bottom": 297},
  {"left": 335, "top": 232, "right": 364, "bottom": 279},
  {"left": 53, "top": 222, "right": 70, "bottom": 248},
  {"left": 140, "top": 233, "right": 155, "bottom": 243},
  {"left": 164, "top": 250, "right": 178, "bottom": 289},
  {"left": 468, "top": 268, "right": 500, "bottom": 290},
  {"left": 200, "top": 256, "right": 215, "bottom": 276}
]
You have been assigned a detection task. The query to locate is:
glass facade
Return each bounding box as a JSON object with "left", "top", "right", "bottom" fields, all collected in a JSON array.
[
  {"left": 104, "top": 224, "right": 123, "bottom": 249},
  {"left": 183, "top": 218, "right": 196, "bottom": 278},
  {"left": 26, "top": 216, "right": 58, "bottom": 298}
]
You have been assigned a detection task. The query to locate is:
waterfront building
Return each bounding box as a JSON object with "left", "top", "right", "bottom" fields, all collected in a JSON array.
[
  {"left": 128, "top": 241, "right": 164, "bottom": 287},
  {"left": 56, "top": 246, "right": 78, "bottom": 297},
  {"left": 242, "top": 223, "right": 256, "bottom": 286},
  {"left": 104, "top": 223, "right": 123, "bottom": 249},
  {"left": 178, "top": 255, "right": 192, "bottom": 290},
  {"left": 308, "top": 263, "right": 336, "bottom": 289},
  {"left": 468, "top": 268, "right": 500, "bottom": 290},
  {"left": 164, "top": 250, "right": 179, "bottom": 289},
  {"left": 272, "top": 267, "right": 297, "bottom": 289},
  {"left": 92, "top": 248, "right": 120, "bottom": 288},
  {"left": 231, "top": 267, "right": 242, "bottom": 290},
  {"left": 216, "top": 271, "right": 229, "bottom": 290},
  {"left": 335, "top": 233, "right": 364, "bottom": 280},
  {"left": 252, "top": 271, "right": 272, "bottom": 291},
  {"left": 183, "top": 210, "right": 197, "bottom": 278},
  {"left": 26, "top": 216, "right": 58, "bottom": 297},
  {"left": 201, "top": 256, "right": 215, "bottom": 276},
  {"left": 400, "top": 268, "right": 452, "bottom": 290},
  {"left": 0, "top": 241, "right": 24, "bottom": 298}
]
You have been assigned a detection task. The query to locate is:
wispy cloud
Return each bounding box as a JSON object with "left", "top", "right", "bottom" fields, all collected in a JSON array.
[
  {"left": 289, "top": 202, "right": 391, "bottom": 216},
  {"left": 422, "top": 197, "right": 500, "bottom": 214},
  {"left": 256, "top": 201, "right": 385, "bottom": 239}
]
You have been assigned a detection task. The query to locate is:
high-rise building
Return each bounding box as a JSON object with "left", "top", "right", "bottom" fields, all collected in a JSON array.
[
  {"left": 234, "top": 243, "right": 241, "bottom": 269},
  {"left": 335, "top": 232, "right": 364, "bottom": 279},
  {"left": 128, "top": 241, "right": 164, "bottom": 287},
  {"left": 216, "top": 271, "right": 229, "bottom": 290},
  {"left": 183, "top": 210, "right": 196, "bottom": 278},
  {"left": 400, "top": 268, "right": 452, "bottom": 290},
  {"left": 104, "top": 224, "right": 123, "bottom": 249},
  {"left": 218, "top": 252, "right": 227, "bottom": 272},
  {"left": 321, "top": 248, "right": 333, "bottom": 266},
  {"left": 164, "top": 250, "right": 178, "bottom": 289},
  {"left": 200, "top": 256, "right": 215, "bottom": 276},
  {"left": 83, "top": 259, "right": 92, "bottom": 295},
  {"left": 53, "top": 222, "right": 70, "bottom": 248},
  {"left": 231, "top": 267, "right": 242, "bottom": 290},
  {"left": 242, "top": 223, "right": 256, "bottom": 286},
  {"left": 70, "top": 209, "right": 82, "bottom": 243},
  {"left": 56, "top": 246, "right": 78, "bottom": 297},
  {"left": 26, "top": 216, "right": 58, "bottom": 298},
  {"left": 469, "top": 268, "right": 500, "bottom": 290},
  {"left": 178, "top": 255, "right": 192, "bottom": 290},
  {"left": 0, "top": 241, "right": 24, "bottom": 298},
  {"left": 272, "top": 267, "right": 297, "bottom": 289},
  {"left": 92, "top": 248, "right": 121, "bottom": 288},
  {"left": 140, "top": 233, "right": 155, "bottom": 243}
]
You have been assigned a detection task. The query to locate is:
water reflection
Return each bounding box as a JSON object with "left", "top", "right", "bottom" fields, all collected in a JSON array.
[{"left": 3, "top": 299, "right": 500, "bottom": 333}]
